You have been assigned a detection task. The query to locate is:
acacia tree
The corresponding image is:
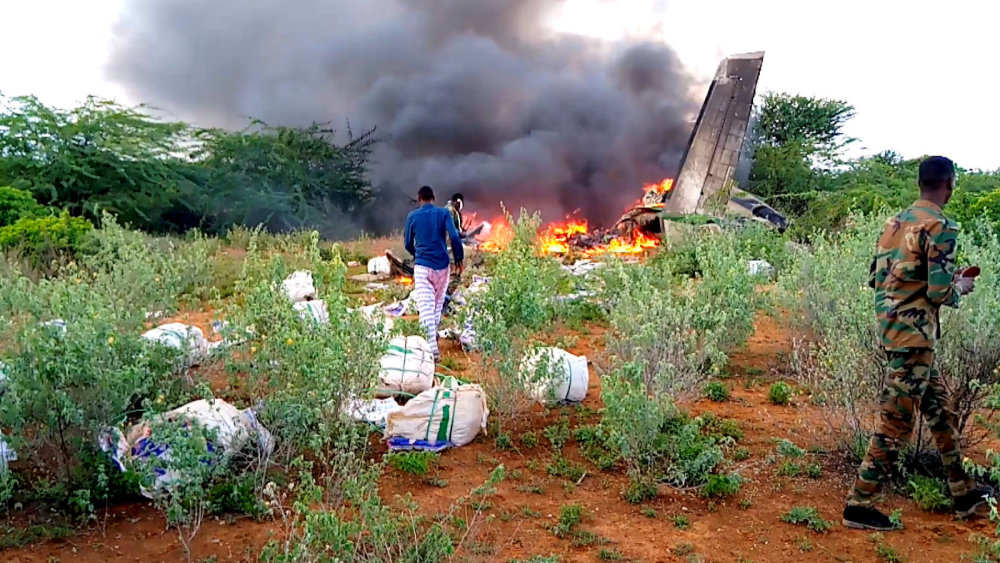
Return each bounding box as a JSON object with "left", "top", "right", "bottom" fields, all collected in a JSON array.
[
  {"left": 748, "top": 93, "right": 856, "bottom": 216},
  {"left": 0, "top": 95, "right": 197, "bottom": 232},
  {"left": 191, "top": 121, "right": 378, "bottom": 235}
]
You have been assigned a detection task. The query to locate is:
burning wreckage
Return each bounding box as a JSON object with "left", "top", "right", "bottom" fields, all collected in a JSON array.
[{"left": 385, "top": 51, "right": 784, "bottom": 272}]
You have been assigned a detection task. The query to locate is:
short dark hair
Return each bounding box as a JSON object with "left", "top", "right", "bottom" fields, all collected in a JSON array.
[
  {"left": 919, "top": 156, "right": 955, "bottom": 190},
  {"left": 450, "top": 193, "right": 464, "bottom": 203},
  {"left": 417, "top": 186, "right": 435, "bottom": 202}
]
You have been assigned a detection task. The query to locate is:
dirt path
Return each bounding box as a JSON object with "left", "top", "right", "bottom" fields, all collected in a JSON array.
[{"left": 4, "top": 314, "right": 995, "bottom": 562}]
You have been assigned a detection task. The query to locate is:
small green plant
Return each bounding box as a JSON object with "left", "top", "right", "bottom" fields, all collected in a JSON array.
[
  {"left": 768, "top": 381, "right": 793, "bottom": 406},
  {"left": 776, "top": 439, "right": 806, "bottom": 458},
  {"left": 870, "top": 534, "right": 902, "bottom": 562},
  {"left": 909, "top": 475, "right": 952, "bottom": 511},
  {"left": 641, "top": 507, "right": 657, "bottom": 518},
  {"left": 598, "top": 548, "right": 625, "bottom": 561},
  {"left": 495, "top": 432, "right": 516, "bottom": 451},
  {"left": 551, "top": 503, "right": 585, "bottom": 538},
  {"left": 547, "top": 456, "right": 586, "bottom": 481},
  {"left": 733, "top": 446, "right": 751, "bottom": 461},
  {"left": 701, "top": 473, "right": 742, "bottom": 498},
  {"left": 888, "top": 509, "right": 903, "bottom": 529},
  {"left": 521, "top": 505, "right": 542, "bottom": 518},
  {"left": 438, "top": 356, "right": 460, "bottom": 371},
  {"left": 520, "top": 431, "right": 540, "bottom": 449},
  {"left": 387, "top": 451, "right": 437, "bottom": 476},
  {"left": 622, "top": 477, "right": 658, "bottom": 504},
  {"left": 795, "top": 536, "right": 813, "bottom": 552},
  {"left": 739, "top": 497, "right": 752, "bottom": 510},
  {"left": 544, "top": 417, "right": 572, "bottom": 452},
  {"left": 781, "top": 506, "right": 833, "bottom": 533},
  {"left": 805, "top": 462, "right": 822, "bottom": 479},
  {"left": 673, "top": 543, "right": 695, "bottom": 557},
  {"left": 510, "top": 556, "right": 559, "bottom": 563},
  {"left": 777, "top": 461, "right": 802, "bottom": 477},
  {"left": 698, "top": 412, "right": 744, "bottom": 441},
  {"left": 672, "top": 514, "right": 691, "bottom": 529},
  {"left": 704, "top": 381, "right": 730, "bottom": 402}
]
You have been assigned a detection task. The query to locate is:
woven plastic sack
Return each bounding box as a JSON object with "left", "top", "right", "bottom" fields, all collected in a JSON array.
[
  {"left": 522, "top": 347, "right": 589, "bottom": 405},
  {"left": 386, "top": 383, "right": 488, "bottom": 451},
  {"left": 294, "top": 299, "right": 330, "bottom": 325},
  {"left": 102, "top": 399, "right": 273, "bottom": 498},
  {"left": 378, "top": 336, "right": 435, "bottom": 396},
  {"left": 368, "top": 256, "right": 391, "bottom": 276},
  {"left": 142, "top": 323, "right": 215, "bottom": 366},
  {"left": 281, "top": 270, "right": 317, "bottom": 302}
]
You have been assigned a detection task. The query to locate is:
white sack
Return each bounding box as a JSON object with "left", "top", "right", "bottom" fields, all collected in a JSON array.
[
  {"left": 386, "top": 383, "right": 489, "bottom": 450},
  {"left": 281, "top": 270, "right": 317, "bottom": 302},
  {"left": 103, "top": 399, "right": 273, "bottom": 498},
  {"left": 342, "top": 397, "right": 402, "bottom": 428},
  {"left": 367, "top": 256, "right": 391, "bottom": 276},
  {"left": 747, "top": 259, "right": 775, "bottom": 279},
  {"left": 294, "top": 299, "right": 330, "bottom": 325},
  {"left": 142, "top": 323, "right": 215, "bottom": 366},
  {"left": 378, "top": 336, "right": 435, "bottom": 396},
  {"left": 522, "top": 347, "right": 589, "bottom": 405}
]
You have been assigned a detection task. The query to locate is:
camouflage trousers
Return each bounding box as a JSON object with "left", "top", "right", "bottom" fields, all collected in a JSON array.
[{"left": 846, "top": 348, "right": 974, "bottom": 507}]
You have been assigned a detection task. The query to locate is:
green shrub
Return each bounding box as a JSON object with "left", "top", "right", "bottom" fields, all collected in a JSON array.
[
  {"left": 519, "top": 431, "right": 540, "bottom": 449},
  {"left": 703, "top": 381, "right": 729, "bottom": 402},
  {"left": 672, "top": 514, "right": 691, "bottom": 529},
  {"left": 701, "top": 473, "right": 742, "bottom": 498},
  {"left": 551, "top": 503, "right": 585, "bottom": 538},
  {"left": 908, "top": 475, "right": 952, "bottom": 511},
  {"left": 698, "top": 412, "right": 743, "bottom": 441},
  {"left": 388, "top": 451, "right": 437, "bottom": 476},
  {"left": 768, "top": 381, "right": 793, "bottom": 406},
  {"left": 776, "top": 439, "right": 806, "bottom": 458},
  {"left": 781, "top": 506, "right": 833, "bottom": 533},
  {"left": 0, "top": 211, "right": 93, "bottom": 263},
  {"left": 0, "top": 186, "right": 43, "bottom": 227},
  {"left": 547, "top": 456, "right": 586, "bottom": 482}
]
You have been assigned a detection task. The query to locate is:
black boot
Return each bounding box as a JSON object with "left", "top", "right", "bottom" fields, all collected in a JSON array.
[
  {"left": 842, "top": 505, "right": 902, "bottom": 531},
  {"left": 954, "top": 485, "right": 994, "bottom": 518}
]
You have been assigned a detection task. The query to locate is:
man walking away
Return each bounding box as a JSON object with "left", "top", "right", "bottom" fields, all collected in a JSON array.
[
  {"left": 445, "top": 193, "right": 467, "bottom": 238},
  {"left": 404, "top": 186, "right": 464, "bottom": 361},
  {"left": 843, "top": 156, "right": 991, "bottom": 531}
]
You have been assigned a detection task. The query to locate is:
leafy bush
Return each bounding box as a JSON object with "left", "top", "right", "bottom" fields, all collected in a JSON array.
[
  {"left": 768, "top": 381, "right": 793, "bottom": 405},
  {"left": 600, "top": 369, "right": 727, "bottom": 493},
  {"left": 908, "top": 475, "right": 952, "bottom": 511},
  {"left": 701, "top": 473, "right": 742, "bottom": 498},
  {"left": 551, "top": 503, "right": 585, "bottom": 538},
  {"left": 466, "top": 210, "right": 564, "bottom": 424},
  {"left": 776, "top": 439, "right": 806, "bottom": 458},
  {"left": 388, "top": 452, "right": 437, "bottom": 476},
  {"left": 0, "top": 211, "right": 93, "bottom": 264},
  {"left": 0, "top": 186, "right": 43, "bottom": 227},
  {"left": 781, "top": 506, "right": 833, "bottom": 533},
  {"left": 600, "top": 228, "right": 761, "bottom": 399},
  {"left": 703, "top": 381, "right": 729, "bottom": 402}
]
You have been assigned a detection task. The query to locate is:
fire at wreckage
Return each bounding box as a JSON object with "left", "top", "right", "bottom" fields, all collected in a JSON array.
[{"left": 473, "top": 50, "right": 786, "bottom": 257}]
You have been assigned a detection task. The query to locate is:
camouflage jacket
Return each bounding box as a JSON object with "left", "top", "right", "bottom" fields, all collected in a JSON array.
[{"left": 870, "top": 199, "right": 960, "bottom": 351}]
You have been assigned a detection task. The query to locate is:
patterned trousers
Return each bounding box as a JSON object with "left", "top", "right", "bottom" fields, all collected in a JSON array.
[
  {"left": 413, "top": 265, "right": 449, "bottom": 359},
  {"left": 846, "top": 348, "right": 974, "bottom": 507}
]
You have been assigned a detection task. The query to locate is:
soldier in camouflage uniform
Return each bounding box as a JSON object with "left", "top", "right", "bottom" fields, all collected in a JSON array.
[{"left": 843, "top": 156, "right": 992, "bottom": 531}]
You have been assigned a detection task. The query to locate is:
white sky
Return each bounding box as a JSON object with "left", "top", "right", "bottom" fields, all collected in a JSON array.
[{"left": 2, "top": 0, "right": 998, "bottom": 170}]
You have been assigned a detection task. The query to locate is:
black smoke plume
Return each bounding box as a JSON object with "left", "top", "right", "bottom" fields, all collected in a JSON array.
[{"left": 109, "top": 0, "right": 699, "bottom": 235}]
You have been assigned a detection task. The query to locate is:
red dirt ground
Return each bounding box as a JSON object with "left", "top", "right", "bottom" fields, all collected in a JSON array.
[{"left": 4, "top": 313, "right": 996, "bottom": 562}]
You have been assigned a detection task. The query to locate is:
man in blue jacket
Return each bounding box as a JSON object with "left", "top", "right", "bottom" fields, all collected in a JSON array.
[{"left": 404, "top": 186, "right": 464, "bottom": 361}]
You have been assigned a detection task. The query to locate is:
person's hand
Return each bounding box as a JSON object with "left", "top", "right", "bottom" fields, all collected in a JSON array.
[
  {"left": 452, "top": 262, "right": 464, "bottom": 276},
  {"left": 955, "top": 275, "right": 976, "bottom": 295}
]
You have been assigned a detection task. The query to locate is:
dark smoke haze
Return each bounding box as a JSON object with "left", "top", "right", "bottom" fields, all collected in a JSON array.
[{"left": 108, "top": 0, "right": 700, "bottom": 235}]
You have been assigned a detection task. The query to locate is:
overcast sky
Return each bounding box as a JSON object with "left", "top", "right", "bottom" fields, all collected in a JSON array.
[{"left": 2, "top": 0, "right": 997, "bottom": 170}]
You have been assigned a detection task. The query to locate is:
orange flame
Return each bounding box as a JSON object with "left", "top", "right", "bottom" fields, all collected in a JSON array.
[
  {"left": 475, "top": 177, "right": 671, "bottom": 257},
  {"left": 643, "top": 178, "right": 675, "bottom": 194},
  {"left": 397, "top": 276, "right": 413, "bottom": 285}
]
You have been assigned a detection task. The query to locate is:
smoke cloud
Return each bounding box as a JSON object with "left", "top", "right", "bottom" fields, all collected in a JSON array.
[{"left": 108, "top": 0, "right": 699, "bottom": 235}]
